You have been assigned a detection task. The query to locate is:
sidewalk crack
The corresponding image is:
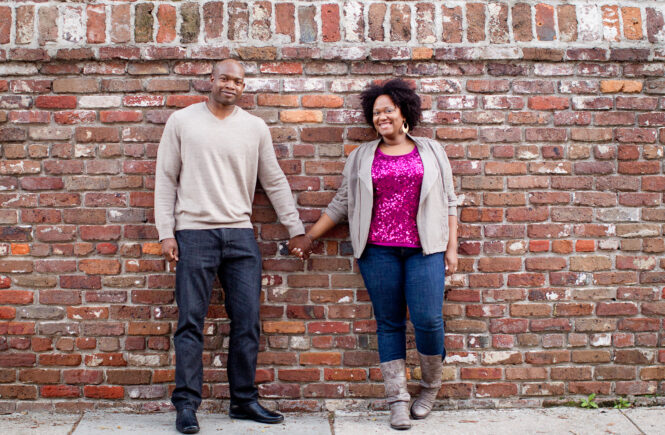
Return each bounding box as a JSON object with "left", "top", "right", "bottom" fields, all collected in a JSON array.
[
  {"left": 620, "top": 409, "right": 646, "bottom": 435},
  {"left": 67, "top": 412, "right": 85, "bottom": 435}
]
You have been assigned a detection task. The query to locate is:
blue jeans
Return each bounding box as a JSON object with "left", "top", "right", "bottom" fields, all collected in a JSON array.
[
  {"left": 171, "top": 228, "right": 262, "bottom": 411},
  {"left": 357, "top": 244, "right": 446, "bottom": 363}
]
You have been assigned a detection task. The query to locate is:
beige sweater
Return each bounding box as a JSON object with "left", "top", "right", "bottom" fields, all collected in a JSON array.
[{"left": 154, "top": 103, "right": 304, "bottom": 241}]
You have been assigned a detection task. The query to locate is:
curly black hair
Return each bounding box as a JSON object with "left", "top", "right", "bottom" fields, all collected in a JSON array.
[{"left": 360, "top": 79, "right": 422, "bottom": 131}]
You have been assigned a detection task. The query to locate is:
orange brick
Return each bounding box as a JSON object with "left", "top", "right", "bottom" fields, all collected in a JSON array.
[
  {"left": 11, "top": 244, "right": 30, "bottom": 255},
  {"left": 552, "top": 240, "right": 573, "bottom": 254},
  {"left": 621, "top": 7, "right": 643, "bottom": 40},
  {"left": 600, "top": 80, "right": 643, "bottom": 93},
  {"left": 302, "top": 95, "right": 344, "bottom": 108},
  {"left": 257, "top": 94, "right": 298, "bottom": 107},
  {"left": 142, "top": 242, "right": 162, "bottom": 255},
  {"left": 575, "top": 240, "right": 595, "bottom": 252},
  {"left": 279, "top": 110, "right": 323, "bottom": 123},
  {"left": 412, "top": 47, "right": 433, "bottom": 60}
]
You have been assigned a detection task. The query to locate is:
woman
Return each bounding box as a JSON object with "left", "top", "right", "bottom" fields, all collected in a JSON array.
[{"left": 291, "top": 79, "right": 458, "bottom": 430}]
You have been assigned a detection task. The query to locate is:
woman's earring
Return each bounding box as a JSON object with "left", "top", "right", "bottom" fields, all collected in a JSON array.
[{"left": 401, "top": 121, "right": 409, "bottom": 134}]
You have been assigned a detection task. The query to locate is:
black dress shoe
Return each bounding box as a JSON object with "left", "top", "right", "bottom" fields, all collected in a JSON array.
[
  {"left": 176, "top": 408, "right": 200, "bottom": 434},
  {"left": 229, "top": 401, "right": 284, "bottom": 424}
]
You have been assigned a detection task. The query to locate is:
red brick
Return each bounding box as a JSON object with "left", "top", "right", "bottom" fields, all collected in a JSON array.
[
  {"left": 84, "top": 385, "right": 124, "bottom": 399},
  {"left": 41, "top": 385, "right": 80, "bottom": 398},
  {"left": 476, "top": 383, "right": 517, "bottom": 398},
  {"left": 321, "top": 4, "right": 340, "bottom": 42},
  {"left": 35, "top": 96, "right": 77, "bottom": 109},
  {"left": 489, "top": 319, "right": 528, "bottom": 334},
  {"left": 39, "top": 354, "right": 82, "bottom": 366},
  {"left": 300, "top": 352, "right": 341, "bottom": 366},
  {"left": 528, "top": 96, "right": 569, "bottom": 110}
]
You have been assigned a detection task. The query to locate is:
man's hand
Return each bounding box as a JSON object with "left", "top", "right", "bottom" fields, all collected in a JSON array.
[
  {"left": 444, "top": 249, "right": 458, "bottom": 276},
  {"left": 161, "top": 238, "right": 179, "bottom": 262},
  {"left": 288, "top": 235, "right": 312, "bottom": 260}
]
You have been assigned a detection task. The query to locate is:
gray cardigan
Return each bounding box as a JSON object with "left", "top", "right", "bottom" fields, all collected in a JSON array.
[{"left": 324, "top": 135, "right": 458, "bottom": 258}]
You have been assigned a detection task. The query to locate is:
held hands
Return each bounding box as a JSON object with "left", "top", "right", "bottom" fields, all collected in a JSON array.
[
  {"left": 161, "top": 238, "right": 179, "bottom": 262},
  {"left": 444, "top": 249, "right": 458, "bottom": 276},
  {"left": 288, "top": 234, "right": 313, "bottom": 260}
]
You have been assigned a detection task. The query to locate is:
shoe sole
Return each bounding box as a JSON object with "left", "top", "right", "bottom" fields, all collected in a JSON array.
[
  {"left": 177, "top": 426, "right": 199, "bottom": 434},
  {"left": 228, "top": 412, "right": 284, "bottom": 424},
  {"left": 390, "top": 424, "right": 412, "bottom": 430}
]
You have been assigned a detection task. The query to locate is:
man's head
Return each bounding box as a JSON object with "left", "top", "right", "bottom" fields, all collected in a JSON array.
[{"left": 209, "top": 59, "right": 245, "bottom": 106}]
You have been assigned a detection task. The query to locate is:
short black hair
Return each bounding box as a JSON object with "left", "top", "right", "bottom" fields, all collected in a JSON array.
[{"left": 360, "top": 79, "right": 422, "bottom": 131}]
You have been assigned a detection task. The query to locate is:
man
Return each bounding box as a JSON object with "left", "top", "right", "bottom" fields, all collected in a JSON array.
[{"left": 155, "top": 59, "right": 312, "bottom": 434}]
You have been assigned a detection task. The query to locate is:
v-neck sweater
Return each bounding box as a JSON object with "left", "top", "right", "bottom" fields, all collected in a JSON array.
[{"left": 155, "top": 102, "right": 304, "bottom": 241}]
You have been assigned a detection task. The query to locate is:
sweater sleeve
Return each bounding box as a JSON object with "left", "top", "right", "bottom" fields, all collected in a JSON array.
[
  {"left": 438, "top": 143, "right": 458, "bottom": 216},
  {"left": 154, "top": 114, "right": 181, "bottom": 241},
  {"left": 256, "top": 124, "right": 305, "bottom": 238}
]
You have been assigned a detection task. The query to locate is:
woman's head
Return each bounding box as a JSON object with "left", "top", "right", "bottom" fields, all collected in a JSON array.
[{"left": 360, "top": 79, "right": 422, "bottom": 138}]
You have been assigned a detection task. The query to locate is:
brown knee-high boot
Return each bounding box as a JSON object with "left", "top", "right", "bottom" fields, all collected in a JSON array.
[
  {"left": 380, "top": 359, "right": 411, "bottom": 430},
  {"left": 410, "top": 352, "right": 443, "bottom": 419}
]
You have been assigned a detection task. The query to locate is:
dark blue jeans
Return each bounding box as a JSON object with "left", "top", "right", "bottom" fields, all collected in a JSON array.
[
  {"left": 171, "top": 228, "right": 262, "bottom": 411},
  {"left": 357, "top": 244, "right": 446, "bottom": 363}
]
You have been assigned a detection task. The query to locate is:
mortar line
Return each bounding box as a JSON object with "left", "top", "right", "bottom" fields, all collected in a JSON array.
[{"left": 620, "top": 409, "right": 646, "bottom": 435}]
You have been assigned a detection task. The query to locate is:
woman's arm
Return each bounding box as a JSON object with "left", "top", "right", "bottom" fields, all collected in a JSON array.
[{"left": 306, "top": 213, "right": 337, "bottom": 242}]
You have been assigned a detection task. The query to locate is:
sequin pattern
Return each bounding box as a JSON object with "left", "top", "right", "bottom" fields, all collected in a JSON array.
[{"left": 368, "top": 147, "right": 424, "bottom": 247}]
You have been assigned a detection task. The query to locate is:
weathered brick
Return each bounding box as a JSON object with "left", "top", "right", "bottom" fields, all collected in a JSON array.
[
  {"left": 466, "top": 3, "right": 486, "bottom": 43},
  {"left": 134, "top": 3, "right": 154, "bottom": 43},
  {"left": 511, "top": 4, "right": 532, "bottom": 42},
  {"left": 86, "top": 5, "right": 106, "bottom": 44},
  {"left": 110, "top": 5, "right": 131, "bottom": 44},
  {"left": 37, "top": 6, "right": 58, "bottom": 45}
]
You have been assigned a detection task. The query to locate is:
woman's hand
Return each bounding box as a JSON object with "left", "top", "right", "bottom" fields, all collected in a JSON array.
[
  {"left": 444, "top": 249, "right": 458, "bottom": 276},
  {"left": 288, "top": 235, "right": 313, "bottom": 260}
]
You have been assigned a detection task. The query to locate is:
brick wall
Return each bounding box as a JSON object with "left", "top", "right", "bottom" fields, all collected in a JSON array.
[{"left": 1, "top": 1, "right": 664, "bottom": 413}]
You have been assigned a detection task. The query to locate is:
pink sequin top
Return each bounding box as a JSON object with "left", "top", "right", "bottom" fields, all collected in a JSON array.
[{"left": 368, "top": 146, "right": 424, "bottom": 248}]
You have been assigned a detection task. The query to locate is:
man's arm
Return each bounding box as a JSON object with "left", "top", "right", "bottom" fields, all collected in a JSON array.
[
  {"left": 256, "top": 125, "right": 306, "bottom": 238},
  {"left": 154, "top": 115, "right": 181, "bottom": 261}
]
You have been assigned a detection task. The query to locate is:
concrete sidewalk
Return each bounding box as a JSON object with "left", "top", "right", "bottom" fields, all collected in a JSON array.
[{"left": 4, "top": 407, "right": 664, "bottom": 435}]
